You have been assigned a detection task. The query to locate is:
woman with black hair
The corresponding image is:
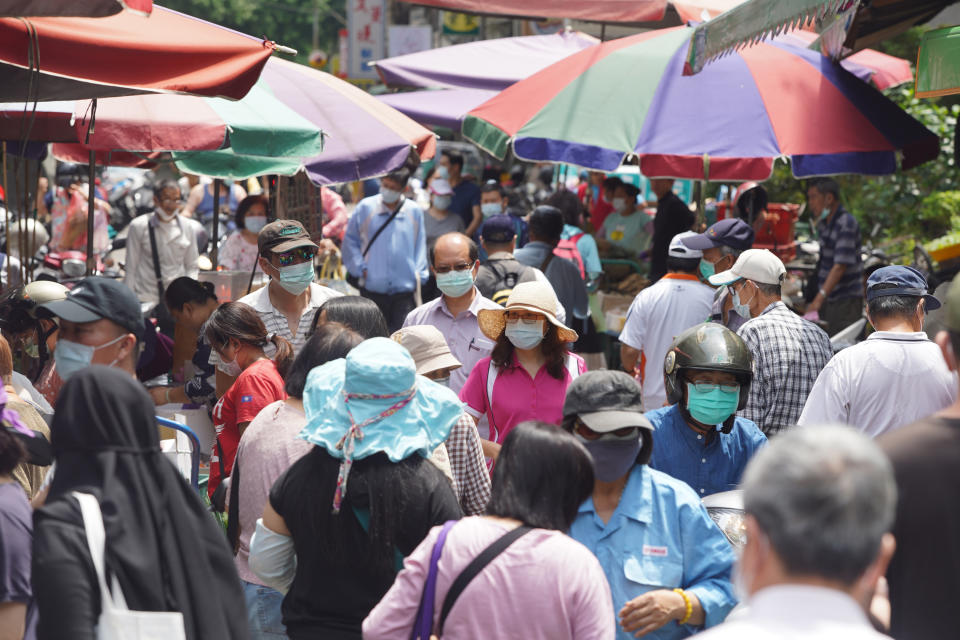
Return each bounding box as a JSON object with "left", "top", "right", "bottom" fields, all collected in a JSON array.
[
  {"left": 459, "top": 281, "right": 584, "bottom": 459},
  {"left": 231, "top": 322, "right": 364, "bottom": 640},
  {"left": 309, "top": 295, "right": 389, "bottom": 339},
  {"left": 205, "top": 302, "right": 294, "bottom": 503},
  {"left": 148, "top": 276, "right": 219, "bottom": 412},
  {"left": 31, "top": 366, "right": 248, "bottom": 640},
  {"left": 220, "top": 195, "right": 270, "bottom": 272},
  {"left": 363, "top": 421, "right": 614, "bottom": 639},
  {"left": 249, "top": 338, "right": 462, "bottom": 640}
]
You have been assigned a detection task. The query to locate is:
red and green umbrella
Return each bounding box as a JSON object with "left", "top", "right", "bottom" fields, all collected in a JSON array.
[{"left": 463, "top": 26, "right": 939, "bottom": 181}]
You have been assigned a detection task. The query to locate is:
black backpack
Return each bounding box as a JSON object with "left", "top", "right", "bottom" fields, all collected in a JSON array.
[{"left": 478, "top": 257, "right": 536, "bottom": 305}]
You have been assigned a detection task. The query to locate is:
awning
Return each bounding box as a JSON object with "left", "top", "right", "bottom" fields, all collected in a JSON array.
[
  {"left": 917, "top": 25, "right": 960, "bottom": 98},
  {"left": 398, "top": 0, "right": 667, "bottom": 23},
  {"left": 0, "top": 0, "right": 151, "bottom": 17},
  {"left": 685, "top": 0, "right": 955, "bottom": 75}
]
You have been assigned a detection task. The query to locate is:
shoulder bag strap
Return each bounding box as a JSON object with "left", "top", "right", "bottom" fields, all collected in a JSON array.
[
  {"left": 540, "top": 251, "right": 555, "bottom": 273},
  {"left": 436, "top": 525, "right": 533, "bottom": 636},
  {"left": 147, "top": 220, "right": 165, "bottom": 300},
  {"left": 226, "top": 456, "right": 241, "bottom": 554},
  {"left": 73, "top": 491, "right": 128, "bottom": 611},
  {"left": 410, "top": 520, "right": 457, "bottom": 640},
  {"left": 362, "top": 200, "right": 404, "bottom": 259},
  {"left": 485, "top": 360, "right": 499, "bottom": 444}
]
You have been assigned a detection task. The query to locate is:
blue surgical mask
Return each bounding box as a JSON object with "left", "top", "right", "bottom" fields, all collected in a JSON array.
[
  {"left": 245, "top": 216, "right": 268, "bottom": 233},
  {"left": 731, "top": 282, "right": 755, "bottom": 319},
  {"left": 435, "top": 166, "right": 450, "bottom": 180},
  {"left": 685, "top": 382, "right": 740, "bottom": 426},
  {"left": 699, "top": 259, "right": 716, "bottom": 280},
  {"left": 54, "top": 334, "right": 126, "bottom": 381},
  {"left": 820, "top": 207, "right": 831, "bottom": 221},
  {"left": 275, "top": 260, "right": 315, "bottom": 295},
  {"left": 481, "top": 202, "right": 502, "bottom": 218},
  {"left": 435, "top": 268, "right": 475, "bottom": 298},
  {"left": 432, "top": 195, "right": 452, "bottom": 211},
  {"left": 381, "top": 187, "right": 401, "bottom": 205},
  {"left": 575, "top": 431, "right": 642, "bottom": 482},
  {"left": 504, "top": 319, "right": 544, "bottom": 350}
]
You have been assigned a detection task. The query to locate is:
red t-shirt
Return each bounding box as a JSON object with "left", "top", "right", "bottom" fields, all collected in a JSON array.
[{"left": 208, "top": 359, "right": 287, "bottom": 498}]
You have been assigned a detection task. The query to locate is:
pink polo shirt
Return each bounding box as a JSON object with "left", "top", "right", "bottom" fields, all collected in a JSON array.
[{"left": 459, "top": 353, "right": 585, "bottom": 443}]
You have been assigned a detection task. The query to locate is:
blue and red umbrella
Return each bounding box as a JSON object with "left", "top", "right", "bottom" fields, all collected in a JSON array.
[{"left": 463, "top": 26, "right": 939, "bottom": 181}]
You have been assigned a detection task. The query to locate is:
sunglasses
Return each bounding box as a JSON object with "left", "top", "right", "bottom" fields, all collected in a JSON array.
[
  {"left": 276, "top": 248, "right": 317, "bottom": 267},
  {"left": 434, "top": 262, "right": 474, "bottom": 275}
]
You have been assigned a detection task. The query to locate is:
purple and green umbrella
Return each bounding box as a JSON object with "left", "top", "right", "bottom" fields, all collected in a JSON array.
[{"left": 463, "top": 26, "right": 939, "bottom": 181}]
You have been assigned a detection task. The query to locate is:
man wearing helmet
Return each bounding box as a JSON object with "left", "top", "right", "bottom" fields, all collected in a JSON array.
[
  {"left": 646, "top": 322, "right": 767, "bottom": 498},
  {"left": 0, "top": 281, "right": 69, "bottom": 405}
]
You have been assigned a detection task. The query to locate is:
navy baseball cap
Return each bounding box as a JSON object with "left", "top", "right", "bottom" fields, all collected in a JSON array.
[
  {"left": 681, "top": 218, "right": 755, "bottom": 251},
  {"left": 866, "top": 265, "right": 941, "bottom": 311},
  {"left": 481, "top": 215, "right": 516, "bottom": 244},
  {"left": 40, "top": 277, "right": 144, "bottom": 338}
]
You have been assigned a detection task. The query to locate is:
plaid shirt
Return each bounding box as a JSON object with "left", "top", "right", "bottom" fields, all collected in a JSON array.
[
  {"left": 447, "top": 412, "right": 491, "bottom": 515},
  {"left": 816, "top": 205, "right": 863, "bottom": 300},
  {"left": 737, "top": 301, "right": 832, "bottom": 435}
]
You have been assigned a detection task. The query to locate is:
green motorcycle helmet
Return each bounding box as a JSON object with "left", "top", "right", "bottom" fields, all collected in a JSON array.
[{"left": 664, "top": 322, "right": 753, "bottom": 423}]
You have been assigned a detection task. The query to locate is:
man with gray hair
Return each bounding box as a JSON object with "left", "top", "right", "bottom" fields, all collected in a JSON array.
[{"left": 698, "top": 425, "right": 896, "bottom": 639}]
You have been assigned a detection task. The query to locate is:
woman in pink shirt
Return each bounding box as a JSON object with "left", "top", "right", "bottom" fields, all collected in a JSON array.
[
  {"left": 363, "top": 421, "right": 614, "bottom": 639},
  {"left": 459, "top": 281, "right": 585, "bottom": 459}
]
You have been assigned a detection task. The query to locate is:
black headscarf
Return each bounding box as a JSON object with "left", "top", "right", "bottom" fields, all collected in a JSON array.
[{"left": 42, "top": 366, "right": 248, "bottom": 640}]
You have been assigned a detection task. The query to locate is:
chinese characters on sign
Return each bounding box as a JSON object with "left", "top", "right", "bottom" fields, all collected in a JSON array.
[{"left": 347, "top": 0, "right": 385, "bottom": 80}]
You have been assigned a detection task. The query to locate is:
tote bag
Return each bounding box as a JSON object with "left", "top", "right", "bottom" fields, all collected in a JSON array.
[{"left": 73, "top": 492, "right": 187, "bottom": 640}]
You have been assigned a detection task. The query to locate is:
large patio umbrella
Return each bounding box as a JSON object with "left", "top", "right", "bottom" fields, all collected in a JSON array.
[
  {"left": 227, "top": 57, "right": 436, "bottom": 185},
  {"left": 373, "top": 31, "right": 598, "bottom": 90},
  {"left": 463, "top": 26, "right": 939, "bottom": 181},
  {"left": 0, "top": 5, "right": 276, "bottom": 102},
  {"left": 0, "top": 0, "right": 151, "bottom": 16},
  {"left": 41, "top": 57, "right": 435, "bottom": 186}
]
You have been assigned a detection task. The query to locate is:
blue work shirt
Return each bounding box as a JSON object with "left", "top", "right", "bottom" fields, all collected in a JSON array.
[
  {"left": 562, "top": 223, "right": 602, "bottom": 279},
  {"left": 646, "top": 405, "right": 767, "bottom": 498},
  {"left": 342, "top": 194, "right": 428, "bottom": 296},
  {"left": 570, "top": 465, "right": 737, "bottom": 640}
]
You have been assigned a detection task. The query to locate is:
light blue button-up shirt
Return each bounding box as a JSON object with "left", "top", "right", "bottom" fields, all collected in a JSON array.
[
  {"left": 342, "top": 194, "right": 428, "bottom": 295},
  {"left": 569, "top": 465, "right": 737, "bottom": 640},
  {"left": 646, "top": 405, "right": 767, "bottom": 498}
]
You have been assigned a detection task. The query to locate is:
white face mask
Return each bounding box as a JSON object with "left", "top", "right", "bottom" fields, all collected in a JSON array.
[{"left": 612, "top": 197, "right": 627, "bottom": 214}]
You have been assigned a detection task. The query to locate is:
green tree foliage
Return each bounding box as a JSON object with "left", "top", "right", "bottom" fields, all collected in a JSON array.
[{"left": 162, "top": 0, "right": 346, "bottom": 65}]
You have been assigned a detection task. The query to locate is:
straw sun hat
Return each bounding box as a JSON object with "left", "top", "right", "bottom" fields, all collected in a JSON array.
[{"left": 477, "top": 281, "right": 579, "bottom": 344}]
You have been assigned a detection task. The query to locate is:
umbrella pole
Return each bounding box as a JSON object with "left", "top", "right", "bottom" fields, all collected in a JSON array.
[
  {"left": 600, "top": 23, "right": 606, "bottom": 42},
  {"left": 211, "top": 178, "right": 221, "bottom": 269},
  {"left": 87, "top": 150, "right": 96, "bottom": 276}
]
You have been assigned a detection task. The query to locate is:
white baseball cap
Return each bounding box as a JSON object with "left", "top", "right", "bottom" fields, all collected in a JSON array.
[
  {"left": 668, "top": 231, "right": 703, "bottom": 259},
  {"left": 708, "top": 248, "right": 786, "bottom": 286}
]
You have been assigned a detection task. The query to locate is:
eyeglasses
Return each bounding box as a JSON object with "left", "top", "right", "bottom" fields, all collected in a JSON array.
[
  {"left": 276, "top": 248, "right": 317, "bottom": 267},
  {"left": 505, "top": 310, "right": 543, "bottom": 323},
  {"left": 688, "top": 381, "right": 739, "bottom": 394},
  {"left": 160, "top": 197, "right": 183, "bottom": 204},
  {"left": 434, "top": 262, "right": 473, "bottom": 274}
]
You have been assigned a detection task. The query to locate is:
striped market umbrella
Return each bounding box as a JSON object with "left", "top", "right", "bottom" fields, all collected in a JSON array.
[{"left": 463, "top": 26, "right": 939, "bottom": 181}]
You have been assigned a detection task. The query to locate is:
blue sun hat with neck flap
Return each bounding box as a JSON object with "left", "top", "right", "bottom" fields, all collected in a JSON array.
[{"left": 300, "top": 337, "right": 463, "bottom": 513}]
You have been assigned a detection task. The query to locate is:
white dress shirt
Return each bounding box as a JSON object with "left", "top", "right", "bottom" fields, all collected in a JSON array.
[
  {"left": 697, "top": 585, "right": 889, "bottom": 640},
  {"left": 124, "top": 211, "right": 199, "bottom": 305},
  {"left": 798, "top": 331, "right": 957, "bottom": 437}
]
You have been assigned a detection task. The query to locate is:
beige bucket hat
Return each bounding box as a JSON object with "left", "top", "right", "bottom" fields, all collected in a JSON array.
[
  {"left": 477, "top": 281, "right": 578, "bottom": 344},
  {"left": 390, "top": 325, "right": 462, "bottom": 375}
]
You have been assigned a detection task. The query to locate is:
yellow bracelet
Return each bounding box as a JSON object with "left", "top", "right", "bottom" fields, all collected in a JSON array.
[{"left": 673, "top": 588, "right": 693, "bottom": 625}]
